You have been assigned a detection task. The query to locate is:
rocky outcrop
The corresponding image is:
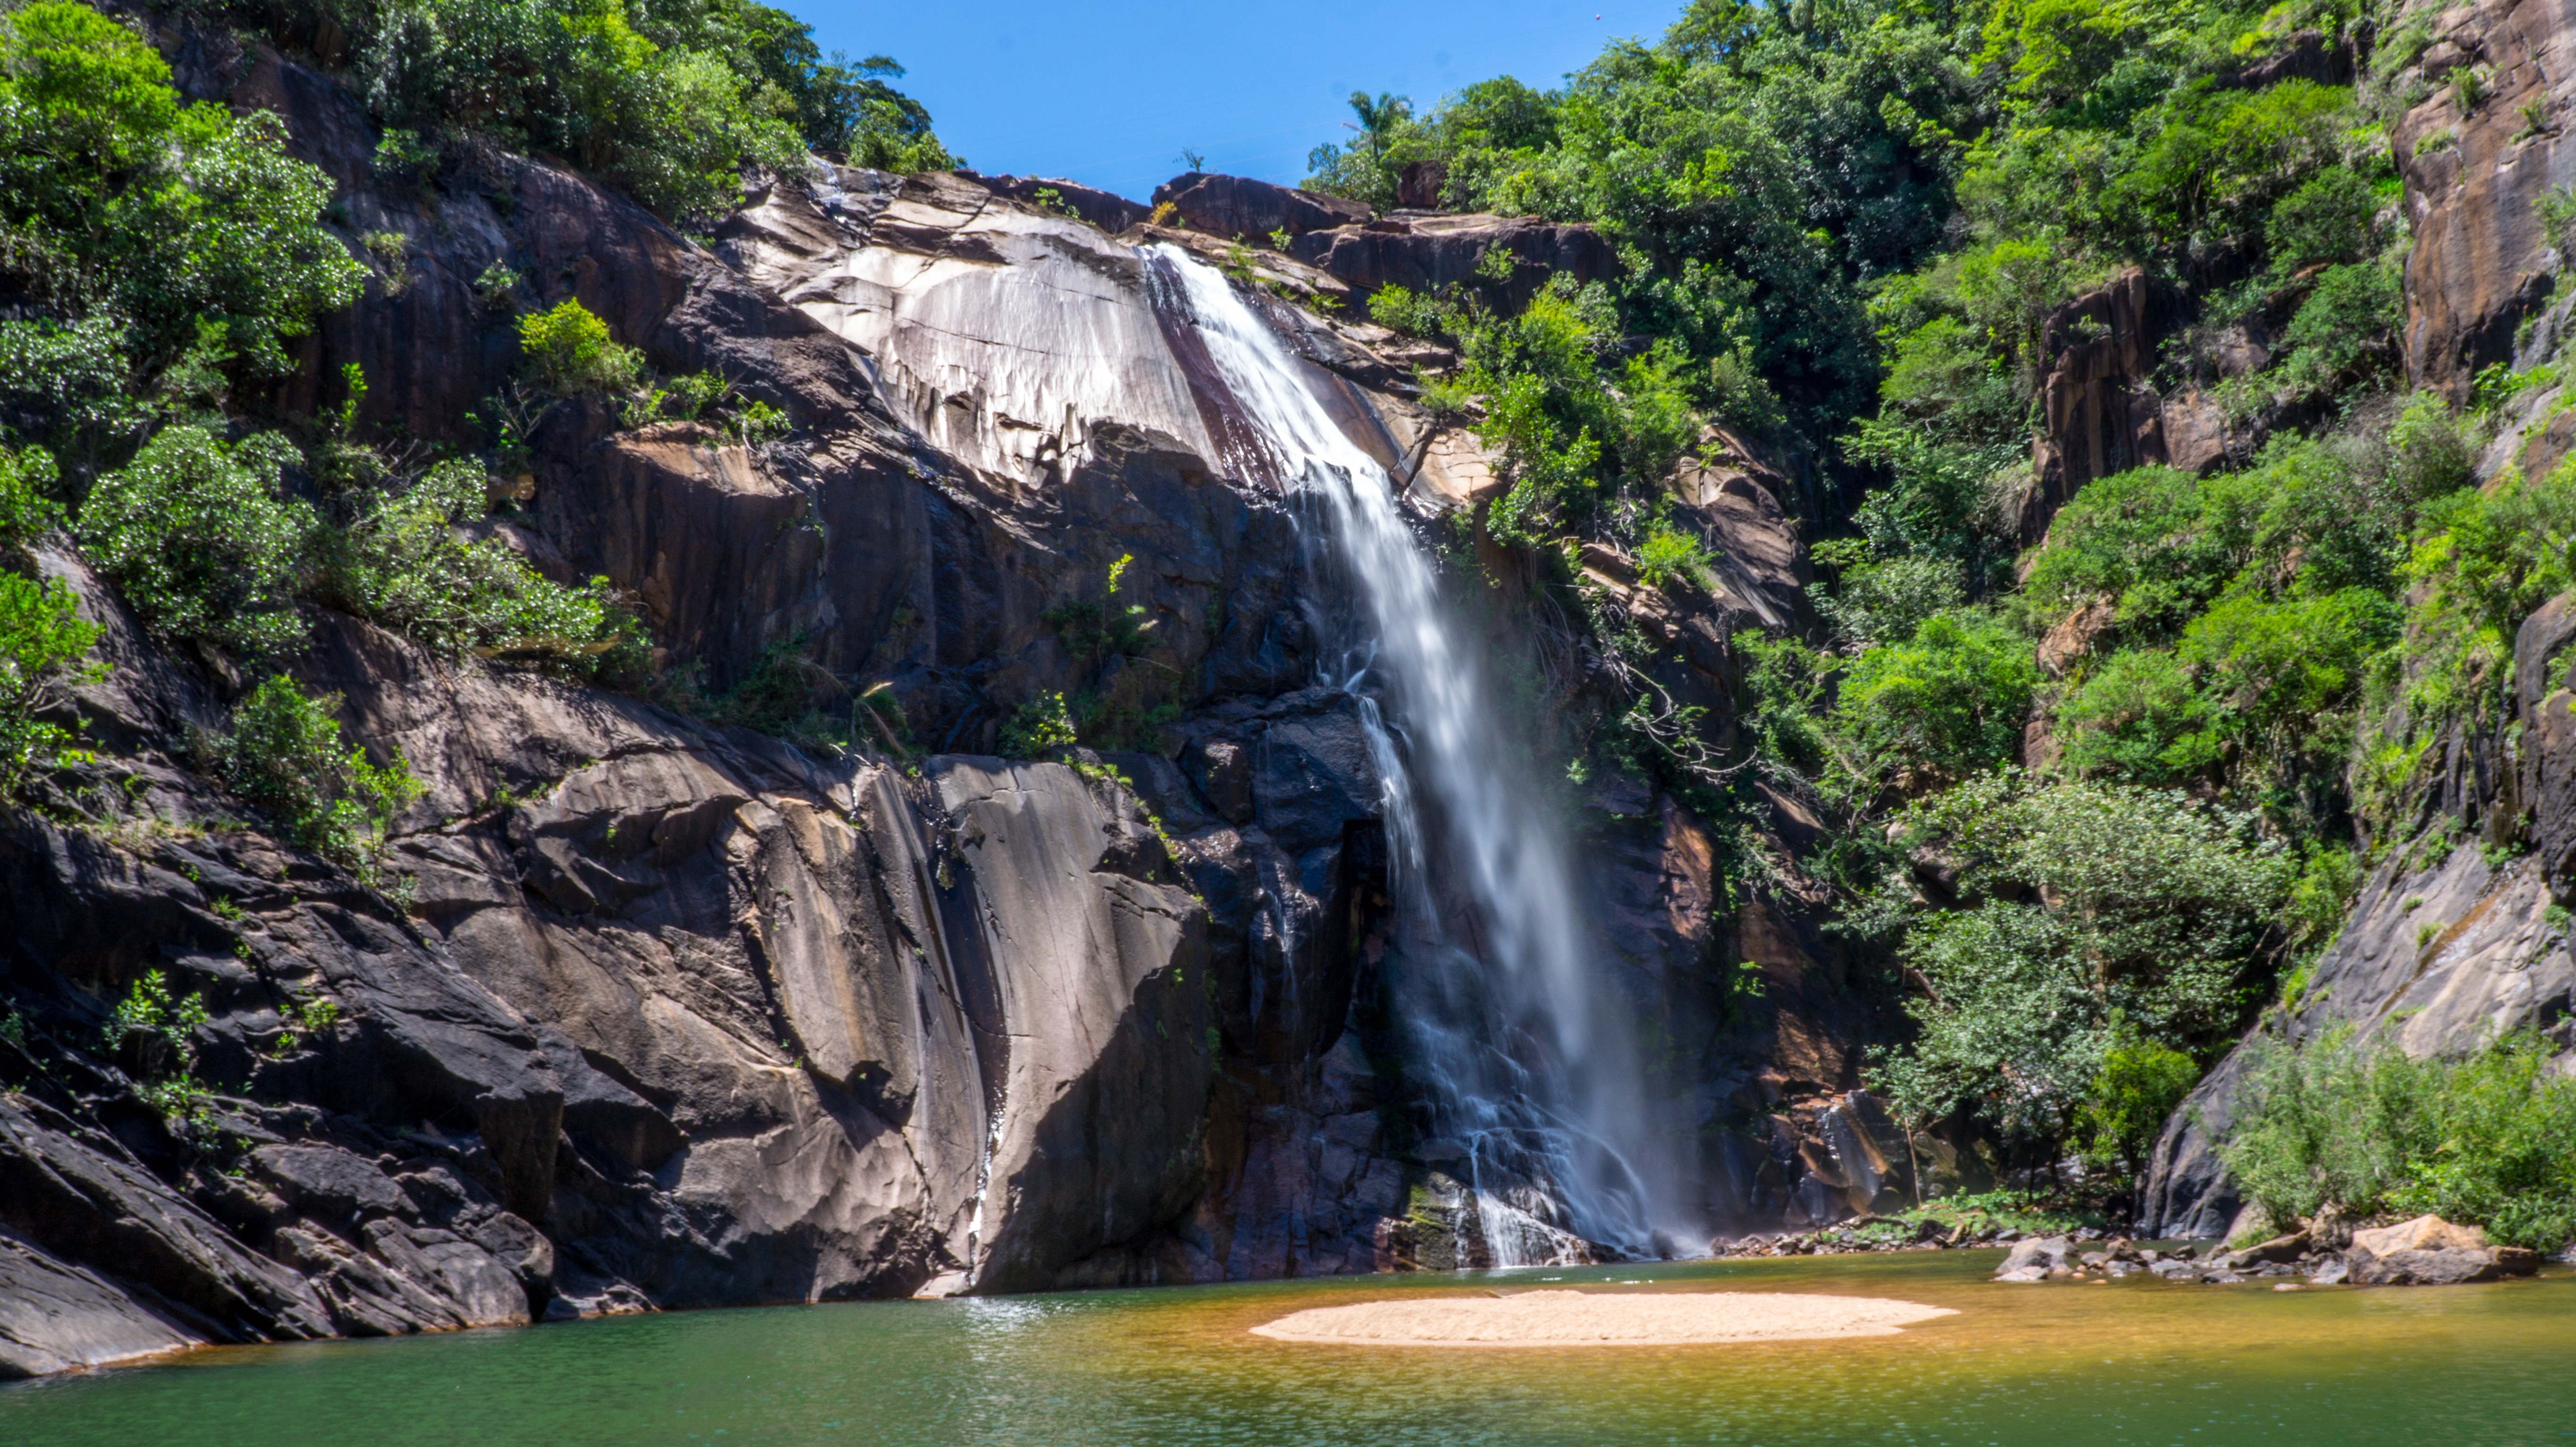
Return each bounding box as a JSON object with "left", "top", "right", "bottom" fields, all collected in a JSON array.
[
  {"left": 964, "top": 171, "right": 1150, "bottom": 233},
  {"left": 2390, "top": 0, "right": 2576, "bottom": 398},
  {"left": 1291, "top": 213, "right": 1621, "bottom": 317},
  {"left": 2017, "top": 269, "right": 2237, "bottom": 541},
  {"left": 2142, "top": 577, "right": 2576, "bottom": 1236},
  {"left": 1149, "top": 171, "right": 1371, "bottom": 238},
  {"left": 2345, "top": 1214, "right": 2540, "bottom": 1284}
]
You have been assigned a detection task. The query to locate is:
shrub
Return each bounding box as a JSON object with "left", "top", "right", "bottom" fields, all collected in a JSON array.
[
  {"left": 2220, "top": 1027, "right": 2576, "bottom": 1251},
  {"left": 1832, "top": 610, "right": 2042, "bottom": 788},
  {"left": 320, "top": 459, "right": 631, "bottom": 670},
  {"left": 2274, "top": 259, "right": 2404, "bottom": 396},
  {"left": 76, "top": 426, "right": 315, "bottom": 655},
  {"left": 1810, "top": 545, "right": 1964, "bottom": 647},
  {"left": 1872, "top": 772, "right": 2291, "bottom": 1144},
  {"left": 1633, "top": 522, "right": 1710, "bottom": 591},
  {"left": 2265, "top": 167, "right": 2379, "bottom": 270},
  {"left": 1365, "top": 284, "right": 1451, "bottom": 338},
  {"left": 0, "top": 446, "right": 65, "bottom": 549},
  {"left": 220, "top": 674, "right": 423, "bottom": 887},
  {"left": 2076, "top": 1024, "right": 2200, "bottom": 1177},
  {"left": 517, "top": 299, "right": 645, "bottom": 398},
  {"left": 999, "top": 691, "right": 1078, "bottom": 759},
  {"left": 2051, "top": 647, "right": 2218, "bottom": 784},
  {"left": 0, "top": 569, "right": 104, "bottom": 796},
  {"left": 101, "top": 968, "right": 208, "bottom": 1085},
  {"left": 0, "top": 2, "right": 361, "bottom": 452}
]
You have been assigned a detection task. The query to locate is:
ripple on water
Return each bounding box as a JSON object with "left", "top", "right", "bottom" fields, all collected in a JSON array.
[{"left": 5, "top": 1252, "right": 2576, "bottom": 1447}]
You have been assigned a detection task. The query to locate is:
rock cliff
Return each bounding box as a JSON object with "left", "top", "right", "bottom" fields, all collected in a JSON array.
[
  {"left": 0, "top": 20, "right": 1901, "bottom": 1379},
  {"left": 2139, "top": 0, "right": 2576, "bottom": 1234}
]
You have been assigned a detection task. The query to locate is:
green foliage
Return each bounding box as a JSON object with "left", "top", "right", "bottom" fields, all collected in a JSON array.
[
  {"left": 102, "top": 967, "right": 208, "bottom": 1087},
  {"left": 1871, "top": 772, "right": 2291, "bottom": 1145},
  {"left": 999, "top": 690, "right": 1078, "bottom": 760},
  {"left": 318, "top": 459, "right": 632, "bottom": 671},
  {"left": 220, "top": 674, "right": 424, "bottom": 887},
  {"left": 2266, "top": 167, "right": 2381, "bottom": 270},
  {"left": 266, "top": 992, "right": 342, "bottom": 1058},
  {"left": 312, "top": 0, "right": 931, "bottom": 218},
  {"left": 1365, "top": 283, "right": 1451, "bottom": 338},
  {"left": 1634, "top": 522, "right": 1711, "bottom": 592},
  {"left": 690, "top": 633, "right": 849, "bottom": 748},
  {"left": 0, "top": 2, "right": 362, "bottom": 456},
  {"left": 1810, "top": 544, "right": 1964, "bottom": 648},
  {"left": 2220, "top": 1027, "right": 2576, "bottom": 1251},
  {"left": 75, "top": 426, "right": 316, "bottom": 656},
  {"left": 0, "top": 568, "right": 104, "bottom": 796},
  {"left": 1833, "top": 611, "right": 2041, "bottom": 791},
  {"left": 518, "top": 299, "right": 646, "bottom": 398},
  {"left": 2271, "top": 259, "right": 2404, "bottom": 398},
  {"left": 0, "top": 446, "right": 65, "bottom": 549},
  {"left": 2076, "top": 1023, "right": 2200, "bottom": 1176},
  {"left": 2052, "top": 647, "right": 2218, "bottom": 784}
]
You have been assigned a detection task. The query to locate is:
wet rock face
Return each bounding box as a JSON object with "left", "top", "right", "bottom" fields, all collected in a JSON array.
[{"left": 2391, "top": 0, "right": 2576, "bottom": 397}]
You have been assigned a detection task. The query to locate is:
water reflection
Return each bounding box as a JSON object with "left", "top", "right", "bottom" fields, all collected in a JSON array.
[{"left": 8, "top": 1254, "right": 2574, "bottom": 1447}]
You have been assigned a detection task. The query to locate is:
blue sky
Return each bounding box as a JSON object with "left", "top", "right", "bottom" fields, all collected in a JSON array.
[{"left": 798, "top": 1, "right": 1686, "bottom": 203}]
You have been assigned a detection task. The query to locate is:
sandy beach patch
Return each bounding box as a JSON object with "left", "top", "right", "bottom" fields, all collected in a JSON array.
[{"left": 1248, "top": 1289, "right": 1957, "bottom": 1347}]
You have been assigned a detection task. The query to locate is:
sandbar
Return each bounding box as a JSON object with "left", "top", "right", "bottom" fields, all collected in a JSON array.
[{"left": 1248, "top": 1288, "right": 1957, "bottom": 1347}]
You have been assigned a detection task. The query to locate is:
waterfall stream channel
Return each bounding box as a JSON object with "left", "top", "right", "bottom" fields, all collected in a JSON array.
[{"left": 1146, "top": 246, "right": 1694, "bottom": 1264}]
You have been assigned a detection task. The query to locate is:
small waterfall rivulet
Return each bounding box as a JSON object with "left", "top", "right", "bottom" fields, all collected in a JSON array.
[{"left": 1146, "top": 246, "right": 1695, "bottom": 1263}]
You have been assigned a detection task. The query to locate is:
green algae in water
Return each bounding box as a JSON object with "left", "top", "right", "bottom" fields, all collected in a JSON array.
[{"left": 8, "top": 1252, "right": 2576, "bottom": 1446}]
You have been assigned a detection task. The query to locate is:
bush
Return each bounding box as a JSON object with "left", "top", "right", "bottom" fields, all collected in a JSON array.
[
  {"left": 2220, "top": 1027, "right": 2576, "bottom": 1251},
  {"left": 1873, "top": 772, "right": 2291, "bottom": 1144},
  {"left": 1633, "top": 522, "right": 1710, "bottom": 591},
  {"left": 320, "top": 459, "right": 632, "bottom": 670},
  {"left": 0, "top": 447, "right": 65, "bottom": 549},
  {"left": 2077, "top": 1024, "right": 2200, "bottom": 1177},
  {"left": 1810, "top": 545, "right": 1964, "bottom": 647},
  {"left": 2265, "top": 167, "right": 2380, "bottom": 269},
  {"left": 999, "top": 691, "right": 1078, "bottom": 759},
  {"left": 1365, "top": 284, "right": 1450, "bottom": 337},
  {"left": 101, "top": 968, "right": 208, "bottom": 1089},
  {"left": 1832, "top": 610, "right": 2041, "bottom": 788},
  {"left": 518, "top": 300, "right": 645, "bottom": 397},
  {"left": 76, "top": 426, "right": 315, "bottom": 655},
  {"left": 220, "top": 674, "right": 423, "bottom": 887},
  {"left": 2051, "top": 647, "right": 2218, "bottom": 784},
  {"left": 0, "top": 2, "right": 361, "bottom": 451},
  {"left": 0, "top": 569, "right": 104, "bottom": 797},
  {"left": 2274, "top": 259, "right": 2404, "bottom": 396}
]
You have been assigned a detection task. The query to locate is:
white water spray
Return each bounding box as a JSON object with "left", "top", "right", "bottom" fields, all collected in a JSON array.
[{"left": 1147, "top": 247, "right": 1691, "bottom": 1262}]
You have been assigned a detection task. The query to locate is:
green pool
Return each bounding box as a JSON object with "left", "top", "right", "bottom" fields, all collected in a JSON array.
[{"left": 7, "top": 1251, "right": 2574, "bottom": 1446}]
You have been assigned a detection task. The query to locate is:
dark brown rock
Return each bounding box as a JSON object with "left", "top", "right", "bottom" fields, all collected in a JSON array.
[
  {"left": 2392, "top": 0, "right": 2576, "bottom": 397},
  {"left": 1292, "top": 213, "right": 1620, "bottom": 317},
  {"left": 1149, "top": 171, "right": 1372, "bottom": 238}
]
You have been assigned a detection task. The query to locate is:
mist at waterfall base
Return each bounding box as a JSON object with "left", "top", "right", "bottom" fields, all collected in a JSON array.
[{"left": 1145, "top": 246, "right": 1696, "bottom": 1264}]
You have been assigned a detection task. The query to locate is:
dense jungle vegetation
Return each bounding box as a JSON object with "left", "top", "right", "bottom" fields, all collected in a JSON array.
[
  {"left": 1303, "top": 0, "right": 2576, "bottom": 1229},
  {"left": 0, "top": 0, "right": 951, "bottom": 903}
]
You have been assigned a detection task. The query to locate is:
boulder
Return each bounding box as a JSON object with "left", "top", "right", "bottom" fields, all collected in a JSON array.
[
  {"left": 2221, "top": 1229, "right": 2310, "bottom": 1270},
  {"left": 1291, "top": 213, "right": 1618, "bottom": 317},
  {"left": 1148, "top": 171, "right": 1371, "bottom": 238},
  {"left": 2346, "top": 1215, "right": 2540, "bottom": 1285},
  {"left": 1995, "top": 1234, "right": 2073, "bottom": 1279},
  {"left": 969, "top": 172, "right": 1150, "bottom": 232}
]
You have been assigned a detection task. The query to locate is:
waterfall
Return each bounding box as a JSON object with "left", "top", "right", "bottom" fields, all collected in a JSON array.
[{"left": 1144, "top": 246, "right": 1692, "bottom": 1263}]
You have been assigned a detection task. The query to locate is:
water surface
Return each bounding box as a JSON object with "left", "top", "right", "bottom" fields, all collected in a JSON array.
[{"left": 8, "top": 1251, "right": 2574, "bottom": 1446}]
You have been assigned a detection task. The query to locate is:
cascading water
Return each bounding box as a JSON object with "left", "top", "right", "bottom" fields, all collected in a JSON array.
[{"left": 1145, "top": 245, "right": 1694, "bottom": 1263}]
